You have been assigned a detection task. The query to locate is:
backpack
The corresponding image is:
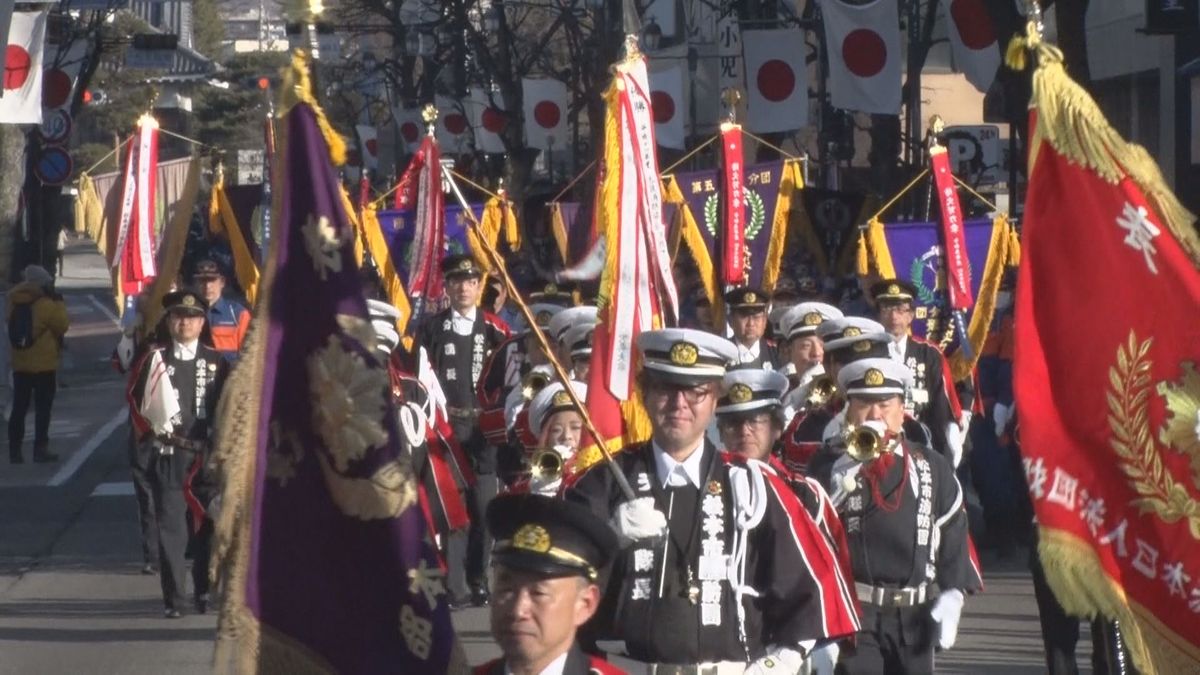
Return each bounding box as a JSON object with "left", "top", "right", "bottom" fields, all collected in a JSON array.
[{"left": 9, "top": 301, "right": 35, "bottom": 349}]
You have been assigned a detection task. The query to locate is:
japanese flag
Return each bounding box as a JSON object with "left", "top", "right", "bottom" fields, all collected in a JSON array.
[
  {"left": 941, "top": 0, "right": 1000, "bottom": 93},
  {"left": 435, "top": 96, "right": 469, "bottom": 153},
  {"left": 468, "top": 87, "right": 507, "bottom": 154},
  {"left": 522, "top": 78, "right": 567, "bottom": 151},
  {"left": 743, "top": 29, "right": 810, "bottom": 134},
  {"left": 355, "top": 124, "right": 379, "bottom": 170},
  {"left": 392, "top": 106, "right": 423, "bottom": 155},
  {"left": 42, "top": 39, "right": 88, "bottom": 112},
  {"left": 648, "top": 66, "right": 685, "bottom": 150},
  {"left": 820, "top": 0, "right": 902, "bottom": 114},
  {"left": 1, "top": 12, "right": 48, "bottom": 125}
]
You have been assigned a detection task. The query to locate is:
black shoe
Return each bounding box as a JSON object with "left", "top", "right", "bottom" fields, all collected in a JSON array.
[
  {"left": 194, "top": 594, "right": 209, "bottom": 614},
  {"left": 164, "top": 608, "right": 182, "bottom": 619},
  {"left": 447, "top": 594, "right": 471, "bottom": 611},
  {"left": 471, "top": 587, "right": 490, "bottom": 607},
  {"left": 141, "top": 563, "right": 156, "bottom": 575}
]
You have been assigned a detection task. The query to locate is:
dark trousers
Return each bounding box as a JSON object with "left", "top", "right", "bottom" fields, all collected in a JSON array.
[
  {"left": 1030, "top": 551, "right": 1134, "bottom": 674},
  {"left": 129, "top": 431, "right": 159, "bottom": 566},
  {"left": 150, "top": 447, "right": 196, "bottom": 611},
  {"left": 446, "top": 416, "right": 498, "bottom": 598},
  {"left": 8, "top": 371, "right": 57, "bottom": 457},
  {"left": 838, "top": 604, "right": 935, "bottom": 675},
  {"left": 189, "top": 515, "right": 213, "bottom": 599}
]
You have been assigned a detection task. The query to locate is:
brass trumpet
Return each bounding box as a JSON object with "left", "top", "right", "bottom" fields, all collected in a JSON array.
[
  {"left": 843, "top": 424, "right": 884, "bottom": 463},
  {"left": 529, "top": 448, "right": 564, "bottom": 482},
  {"left": 521, "top": 370, "right": 551, "bottom": 401},
  {"left": 805, "top": 376, "right": 837, "bottom": 408}
]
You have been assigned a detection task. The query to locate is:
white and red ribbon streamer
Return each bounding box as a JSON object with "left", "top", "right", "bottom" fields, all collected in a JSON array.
[{"left": 113, "top": 115, "right": 160, "bottom": 295}]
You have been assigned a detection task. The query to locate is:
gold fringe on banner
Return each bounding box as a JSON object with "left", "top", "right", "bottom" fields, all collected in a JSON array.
[
  {"left": 470, "top": 197, "right": 506, "bottom": 273},
  {"left": 948, "top": 215, "right": 1016, "bottom": 381},
  {"left": 762, "top": 160, "right": 804, "bottom": 291},
  {"left": 142, "top": 156, "right": 202, "bottom": 335},
  {"left": 1008, "top": 226, "right": 1022, "bottom": 266},
  {"left": 502, "top": 198, "right": 520, "bottom": 251},
  {"left": 279, "top": 50, "right": 346, "bottom": 166},
  {"left": 662, "top": 176, "right": 718, "bottom": 307},
  {"left": 210, "top": 172, "right": 263, "bottom": 307},
  {"left": 549, "top": 203, "right": 570, "bottom": 265},
  {"left": 76, "top": 173, "right": 104, "bottom": 242},
  {"left": 1006, "top": 16, "right": 1200, "bottom": 674},
  {"left": 864, "top": 217, "right": 897, "bottom": 279},
  {"left": 855, "top": 233, "right": 869, "bottom": 276},
  {"left": 361, "top": 204, "right": 413, "bottom": 335}
]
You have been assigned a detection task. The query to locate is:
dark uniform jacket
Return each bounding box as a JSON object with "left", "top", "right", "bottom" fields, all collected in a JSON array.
[
  {"left": 733, "top": 338, "right": 780, "bottom": 371},
  {"left": 418, "top": 307, "right": 510, "bottom": 412},
  {"left": 898, "top": 337, "right": 962, "bottom": 462},
  {"left": 473, "top": 645, "right": 627, "bottom": 675},
  {"left": 566, "top": 442, "right": 860, "bottom": 665}
]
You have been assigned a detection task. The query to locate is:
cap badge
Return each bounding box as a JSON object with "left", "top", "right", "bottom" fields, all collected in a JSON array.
[
  {"left": 864, "top": 368, "right": 885, "bottom": 387},
  {"left": 551, "top": 390, "right": 573, "bottom": 407},
  {"left": 852, "top": 340, "right": 872, "bottom": 353},
  {"left": 843, "top": 327, "right": 862, "bottom": 338},
  {"left": 728, "top": 383, "right": 753, "bottom": 404},
  {"left": 887, "top": 283, "right": 900, "bottom": 295},
  {"left": 669, "top": 341, "right": 699, "bottom": 366},
  {"left": 512, "top": 524, "right": 551, "bottom": 553},
  {"left": 707, "top": 480, "right": 722, "bottom": 495},
  {"left": 545, "top": 282, "right": 558, "bottom": 294},
  {"left": 458, "top": 259, "right": 474, "bottom": 271},
  {"left": 536, "top": 311, "right": 552, "bottom": 325},
  {"left": 803, "top": 312, "right": 822, "bottom": 326},
  {"left": 182, "top": 295, "right": 196, "bottom": 307},
  {"left": 745, "top": 292, "right": 757, "bottom": 304}
]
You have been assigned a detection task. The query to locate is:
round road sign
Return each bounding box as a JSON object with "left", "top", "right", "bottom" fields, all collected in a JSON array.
[
  {"left": 39, "top": 109, "right": 72, "bottom": 145},
  {"left": 34, "top": 146, "right": 73, "bottom": 186}
]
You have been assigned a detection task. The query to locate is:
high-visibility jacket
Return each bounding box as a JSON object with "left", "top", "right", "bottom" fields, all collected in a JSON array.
[{"left": 207, "top": 296, "right": 250, "bottom": 361}]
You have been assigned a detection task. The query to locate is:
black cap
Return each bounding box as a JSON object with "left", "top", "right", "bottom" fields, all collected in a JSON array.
[
  {"left": 162, "top": 289, "right": 208, "bottom": 316},
  {"left": 193, "top": 259, "right": 224, "bottom": 280},
  {"left": 529, "top": 281, "right": 575, "bottom": 308},
  {"left": 724, "top": 286, "right": 769, "bottom": 311},
  {"left": 488, "top": 493, "right": 617, "bottom": 581},
  {"left": 870, "top": 279, "right": 919, "bottom": 305},
  {"left": 441, "top": 254, "right": 483, "bottom": 280}
]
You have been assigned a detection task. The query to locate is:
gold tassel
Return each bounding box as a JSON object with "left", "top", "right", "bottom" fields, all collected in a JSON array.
[
  {"left": 1005, "top": 34, "right": 1028, "bottom": 72},
  {"left": 502, "top": 199, "right": 521, "bottom": 251},
  {"left": 595, "top": 77, "right": 623, "bottom": 309},
  {"left": 663, "top": 176, "right": 718, "bottom": 307},
  {"left": 361, "top": 205, "right": 413, "bottom": 334},
  {"left": 76, "top": 173, "right": 106, "bottom": 255},
  {"left": 1007, "top": 223, "right": 1022, "bottom": 266},
  {"left": 949, "top": 215, "right": 1010, "bottom": 381},
  {"left": 763, "top": 160, "right": 807, "bottom": 289},
  {"left": 278, "top": 50, "right": 346, "bottom": 166},
  {"left": 549, "top": 203, "right": 570, "bottom": 265},
  {"left": 866, "top": 217, "right": 896, "bottom": 278},
  {"left": 214, "top": 185, "right": 263, "bottom": 306}
]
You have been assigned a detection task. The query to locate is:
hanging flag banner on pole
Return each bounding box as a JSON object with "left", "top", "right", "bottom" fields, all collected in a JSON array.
[
  {"left": 0, "top": 11, "right": 48, "bottom": 123},
  {"left": 393, "top": 130, "right": 446, "bottom": 322},
  {"left": 648, "top": 65, "right": 686, "bottom": 150},
  {"left": 930, "top": 147, "right": 974, "bottom": 311},
  {"left": 743, "top": 28, "right": 810, "bottom": 133},
  {"left": 522, "top": 78, "right": 568, "bottom": 151},
  {"left": 940, "top": 0, "right": 1000, "bottom": 93},
  {"left": 111, "top": 115, "right": 160, "bottom": 296},
  {"left": 820, "top": 0, "right": 903, "bottom": 114}
]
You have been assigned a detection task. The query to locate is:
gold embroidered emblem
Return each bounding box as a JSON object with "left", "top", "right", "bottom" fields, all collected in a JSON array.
[
  {"left": 669, "top": 341, "right": 699, "bottom": 366},
  {"left": 803, "top": 312, "right": 823, "bottom": 326},
  {"left": 864, "top": 368, "right": 885, "bottom": 386},
  {"left": 536, "top": 311, "right": 552, "bottom": 325},
  {"left": 887, "top": 283, "right": 901, "bottom": 295},
  {"left": 853, "top": 340, "right": 872, "bottom": 353},
  {"left": 1109, "top": 331, "right": 1200, "bottom": 539},
  {"left": 707, "top": 480, "right": 722, "bottom": 495},
  {"left": 729, "top": 383, "right": 753, "bottom": 404},
  {"left": 844, "top": 327, "right": 862, "bottom": 338},
  {"left": 552, "top": 390, "right": 573, "bottom": 407},
  {"left": 512, "top": 524, "right": 552, "bottom": 553},
  {"left": 745, "top": 292, "right": 758, "bottom": 304},
  {"left": 182, "top": 295, "right": 196, "bottom": 307},
  {"left": 545, "top": 283, "right": 558, "bottom": 294},
  {"left": 458, "top": 259, "right": 473, "bottom": 271}
]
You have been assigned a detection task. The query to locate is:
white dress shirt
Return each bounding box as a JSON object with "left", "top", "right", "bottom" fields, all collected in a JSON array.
[
  {"left": 653, "top": 438, "right": 706, "bottom": 488},
  {"left": 734, "top": 339, "right": 761, "bottom": 364},
  {"left": 172, "top": 339, "right": 199, "bottom": 362},
  {"left": 451, "top": 306, "right": 477, "bottom": 336},
  {"left": 504, "top": 651, "right": 569, "bottom": 675},
  {"left": 888, "top": 335, "right": 908, "bottom": 363}
]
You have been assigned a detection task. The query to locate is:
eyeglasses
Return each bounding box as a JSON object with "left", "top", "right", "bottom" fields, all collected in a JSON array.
[
  {"left": 644, "top": 382, "right": 715, "bottom": 405},
  {"left": 718, "top": 415, "right": 773, "bottom": 431}
]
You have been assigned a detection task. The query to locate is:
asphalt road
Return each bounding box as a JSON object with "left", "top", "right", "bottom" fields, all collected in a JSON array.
[{"left": 0, "top": 239, "right": 1084, "bottom": 674}]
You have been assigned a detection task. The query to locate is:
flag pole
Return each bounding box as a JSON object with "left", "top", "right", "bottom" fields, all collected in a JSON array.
[{"left": 444, "top": 170, "right": 637, "bottom": 501}]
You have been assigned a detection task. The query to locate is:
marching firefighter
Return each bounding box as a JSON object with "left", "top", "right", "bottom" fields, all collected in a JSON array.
[{"left": 724, "top": 286, "right": 779, "bottom": 370}]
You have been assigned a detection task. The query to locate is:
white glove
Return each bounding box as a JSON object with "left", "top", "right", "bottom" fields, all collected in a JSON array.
[
  {"left": 745, "top": 645, "right": 806, "bottom": 675},
  {"left": 944, "top": 422, "right": 964, "bottom": 468},
  {"left": 805, "top": 642, "right": 839, "bottom": 675},
  {"left": 993, "top": 402, "right": 1010, "bottom": 437},
  {"left": 929, "top": 589, "right": 965, "bottom": 650},
  {"left": 958, "top": 410, "right": 972, "bottom": 431},
  {"left": 609, "top": 497, "right": 667, "bottom": 546}
]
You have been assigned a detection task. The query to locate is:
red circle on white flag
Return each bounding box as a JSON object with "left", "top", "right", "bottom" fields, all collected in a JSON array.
[
  {"left": 444, "top": 113, "right": 468, "bottom": 135},
  {"left": 534, "top": 101, "right": 561, "bottom": 129},
  {"left": 400, "top": 121, "right": 420, "bottom": 143},
  {"left": 43, "top": 69, "right": 72, "bottom": 109},
  {"left": 650, "top": 90, "right": 675, "bottom": 124},
  {"left": 4, "top": 46, "right": 32, "bottom": 90},
  {"left": 951, "top": 0, "right": 996, "bottom": 50},
  {"left": 757, "top": 59, "right": 796, "bottom": 102},
  {"left": 842, "top": 30, "right": 887, "bottom": 78},
  {"left": 365, "top": 138, "right": 378, "bottom": 156},
  {"left": 482, "top": 107, "right": 506, "bottom": 133}
]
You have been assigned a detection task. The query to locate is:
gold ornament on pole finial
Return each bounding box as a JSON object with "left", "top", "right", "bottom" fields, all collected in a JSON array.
[
  {"left": 927, "top": 114, "right": 946, "bottom": 153},
  {"left": 421, "top": 104, "right": 438, "bottom": 137},
  {"left": 721, "top": 88, "right": 742, "bottom": 123}
]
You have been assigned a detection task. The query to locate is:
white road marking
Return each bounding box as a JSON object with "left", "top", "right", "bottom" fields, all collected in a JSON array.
[
  {"left": 87, "top": 294, "right": 120, "bottom": 325},
  {"left": 90, "top": 481, "right": 135, "bottom": 497},
  {"left": 47, "top": 409, "right": 127, "bottom": 487}
]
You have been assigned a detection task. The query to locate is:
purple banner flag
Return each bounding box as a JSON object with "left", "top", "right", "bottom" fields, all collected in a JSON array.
[
  {"left": 879, "top": 218, "right": 994, "bottom": 341},
  {"left": 214, "top": 96, "right": 462, "bottom": 673},
  {"left": 672, "top": 160, "right": 789, "bottom": 289},
  {"left": 377, "top": 204, "right": 483, "bottom": 289}
]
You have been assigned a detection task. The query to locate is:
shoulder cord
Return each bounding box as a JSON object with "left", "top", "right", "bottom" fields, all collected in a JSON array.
[{"left": 727, "top": 460, "right": 769, "bottom": 655}]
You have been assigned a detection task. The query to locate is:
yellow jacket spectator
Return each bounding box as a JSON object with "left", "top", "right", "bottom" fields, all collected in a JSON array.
[{"left": 7, "top": 265, "right": 69, "bottom": 463}]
